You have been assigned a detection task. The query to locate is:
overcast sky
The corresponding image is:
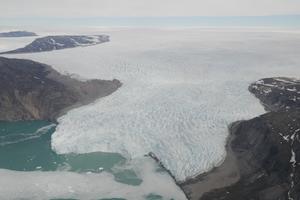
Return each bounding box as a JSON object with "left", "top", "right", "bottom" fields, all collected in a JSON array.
[{"left": 1, "top": 0, "right": 300, "bottom": 18}]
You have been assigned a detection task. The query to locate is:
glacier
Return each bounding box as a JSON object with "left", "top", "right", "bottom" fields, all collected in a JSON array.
[{"left": 5, "top": 28, "right": 300, "bottom": 182}]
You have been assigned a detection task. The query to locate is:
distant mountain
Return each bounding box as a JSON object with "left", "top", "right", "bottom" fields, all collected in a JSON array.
[
  {"left": 0, "top": 31, "right": 37, "bottom": 37},
  {"left": 0, "top": 35, "right": 109, "bottom": 54},
  {"left": 0, "top": 57, "right": 121, "bottom": 121}
]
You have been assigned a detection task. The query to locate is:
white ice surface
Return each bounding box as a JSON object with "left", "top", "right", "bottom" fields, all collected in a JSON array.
[
  {"left": 4, "top": 28, "right": 300, "bottom": 181},
  {"left": 0, "top": 37, "right": 37, "bottom": 52}
]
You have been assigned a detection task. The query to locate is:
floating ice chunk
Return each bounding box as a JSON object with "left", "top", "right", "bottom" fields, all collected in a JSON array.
[{"left": 0, "top": 157, "right": 186, "bottom": 200}]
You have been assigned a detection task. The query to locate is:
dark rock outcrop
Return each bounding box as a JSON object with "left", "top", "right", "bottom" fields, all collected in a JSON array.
[
  {"left": 249, "top": 77, "right": 300, "bottom": 112},
  {"left": 0, "top": 35, "right": 109, "bottom": 54},
  {"left": 0, "top": 31, "right": 37, "bottom": 37},
  {"left": 200, "top": 111, "right": 300, "bottom": 200},
  {"left": 182, "top": 77, "right": 300, "bottom": 200},
  {"left": 0, "top": 57, "right": 121, "bottom": 121}
]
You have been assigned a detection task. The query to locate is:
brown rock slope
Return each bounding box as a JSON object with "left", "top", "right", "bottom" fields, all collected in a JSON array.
[{"left": 0, "top": 57, "right": 121, "bottom": 121}]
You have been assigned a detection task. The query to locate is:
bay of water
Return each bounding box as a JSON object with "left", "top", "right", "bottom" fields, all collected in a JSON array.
[{"left": 0, "top": 121, "right": 168, "bottom": 200}]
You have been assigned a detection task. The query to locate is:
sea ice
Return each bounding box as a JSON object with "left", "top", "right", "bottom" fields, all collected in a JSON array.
[{"left": 0, "top": 157, "right": 186, "bottom": 200}]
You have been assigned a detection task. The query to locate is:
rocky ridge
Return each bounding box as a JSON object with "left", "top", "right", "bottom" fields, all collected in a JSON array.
[
  {"left": 0, "top": 35, "right": 109, "bottom": 54},
  {"left": 0, "top": 57, "right": 121, "bottom": 121}
]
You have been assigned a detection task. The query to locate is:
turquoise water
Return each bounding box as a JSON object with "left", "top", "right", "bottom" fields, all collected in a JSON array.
[
  {"left": 0, "top": 121, "right": 178, "bottom": 199},
  {"left": 0, "top": 121, "right": 141, "bottom": 186}
]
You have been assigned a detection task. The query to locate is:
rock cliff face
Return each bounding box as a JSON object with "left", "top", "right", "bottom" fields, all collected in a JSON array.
[
  {"left": 182, "top": 77, "right": 300, "bottom": 200},
  {"left": 0, "top": 35, "right": 109, "bottom": 54},
  {"left": 0, "top": 57, "right": 121, "bottom": 121}
]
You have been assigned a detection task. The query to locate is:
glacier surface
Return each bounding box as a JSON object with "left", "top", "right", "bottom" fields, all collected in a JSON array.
[{"left": 5, "top": 28, "right": 300, "bottom": 181}]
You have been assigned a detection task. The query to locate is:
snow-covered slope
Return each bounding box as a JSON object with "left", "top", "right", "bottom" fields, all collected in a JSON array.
[{"left": 5, "top": 28, "right": 300, "bottom": 181}]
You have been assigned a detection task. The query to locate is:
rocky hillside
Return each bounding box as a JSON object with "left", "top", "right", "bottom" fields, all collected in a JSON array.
[
  {"left": 0, "top": 57, "right": 121, "bottom": 121},
  {"left": 0, "top": 31, "right": 37, "bottom": 37},
  {"left": 249, "top": 77, "right": 300, "bottom": 111},
  {"left": 182, "top": 77, "right": 300, "bottom": 200},
  {"left": 0, "top": 35, "right": 109, "bottom": 54}
]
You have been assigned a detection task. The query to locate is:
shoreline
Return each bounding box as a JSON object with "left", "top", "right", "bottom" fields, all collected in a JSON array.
[
  {"left": 148, "top": 122, "right": 241, "bottom": 200},
  {"left": 44, "top": 64, "right": 122, "bottom": 122},
  {"left": 147, "top": 152, "right": 190, "bottom": 200},
  {"left": 179, "top": 122, "right": 241, "bottom": 199}
]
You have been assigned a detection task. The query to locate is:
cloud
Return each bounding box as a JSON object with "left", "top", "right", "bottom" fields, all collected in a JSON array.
[{"left": 1, "top": 0, "right": 300, "bottom": 17}]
